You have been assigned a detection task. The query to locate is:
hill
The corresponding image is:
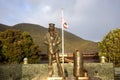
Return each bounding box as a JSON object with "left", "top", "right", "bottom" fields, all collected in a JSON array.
[
  {"left": 0, "top": 24, "right": 11, "bottom": 31},
  {"left": 0, "top": 23, "right": 98, "bottom": 53}
]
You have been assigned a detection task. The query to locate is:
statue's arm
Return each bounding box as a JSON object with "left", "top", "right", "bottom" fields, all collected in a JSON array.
[
  {"left": 56, "top": 37, "right": 61, "bottom": 45},
  {"left": 44, "top": 34, "right": 49, "bottom": 45},
  {"left": 44, "top": 41, "right": 49, "bottom": 45}
]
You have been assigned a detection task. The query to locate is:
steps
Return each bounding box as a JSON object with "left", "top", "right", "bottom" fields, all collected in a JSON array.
[
  {"left": 47, "top": 77, "right": 89, "bottom": 80},
  {"left": 115, "top": 68, "right": 120, "bottom": 80}
]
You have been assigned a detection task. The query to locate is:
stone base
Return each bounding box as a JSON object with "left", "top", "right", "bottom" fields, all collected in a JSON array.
[
  {"left": 47, "top": 77, "right": 89, "bottom": 80},
  {"left": 47, "top": 77, "right": 64, "bottom": 80},
  {"left": 78, "top": 77, "right": 89, "bottom": 80}
]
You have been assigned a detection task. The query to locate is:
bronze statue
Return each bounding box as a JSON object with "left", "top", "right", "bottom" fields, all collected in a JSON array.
[
  {"left": 44, "top": 23, "right": 64, "bottom": 77},
  {"left": 73, "top": 50, "right": 84, "bottom": 80}
]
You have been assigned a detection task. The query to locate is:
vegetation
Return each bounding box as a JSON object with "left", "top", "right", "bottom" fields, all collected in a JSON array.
[
  {"left": 98, "top": 28, "right": 120, "bottom": 65},
  {"left": 0, "top": 29, "right": 41, "bottom": 64}
]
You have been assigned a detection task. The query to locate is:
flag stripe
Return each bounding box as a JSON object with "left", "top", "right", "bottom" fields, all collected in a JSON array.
[
  {"left": 62, "top": 16, "right": 68, "bottom": 29},
  {"left": 63, "top": 22, "right": 68, "bottom": 29}
]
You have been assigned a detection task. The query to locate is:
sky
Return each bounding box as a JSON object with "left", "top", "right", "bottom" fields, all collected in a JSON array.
[{"left": 0, "top": 0, "right": 120, "bottom": 42}]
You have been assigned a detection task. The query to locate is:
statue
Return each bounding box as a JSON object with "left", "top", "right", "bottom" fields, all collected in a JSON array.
[
  {"left": 73, "top": 50, "right": 84, "bottom": 80},
  {"left": 44, "top": 23, "right": 64, "bottom": 77}
]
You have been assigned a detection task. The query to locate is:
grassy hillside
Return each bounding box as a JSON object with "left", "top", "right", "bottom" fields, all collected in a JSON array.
[
  {"left": 0, "top": 23, "right": 98, "bottom": 53},
  {"left": 0, "top": 24, "right": 11, "bottom": 31},
  {"left": 13, "top": 23, "right": 47, "bottom": 52}
]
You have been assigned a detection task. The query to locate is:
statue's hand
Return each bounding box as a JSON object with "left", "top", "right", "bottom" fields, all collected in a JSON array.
[
  {"left": 53, "top": 43, "right": 55, "bottom": 46},
  {"left": 49, "top": 48, "right": 54, "bottom": 54},
  {"left": 50, "top": 50, "right": 54, "bottom": 54}
]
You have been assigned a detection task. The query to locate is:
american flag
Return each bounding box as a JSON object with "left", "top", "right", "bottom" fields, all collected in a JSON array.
[{"left": 61, "top": 11, "right": 68, "bottom": 29}]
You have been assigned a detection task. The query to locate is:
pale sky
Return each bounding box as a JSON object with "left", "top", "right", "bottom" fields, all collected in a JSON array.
[{"left": 0, "top": 0, "right": 120, "bottom": 42}]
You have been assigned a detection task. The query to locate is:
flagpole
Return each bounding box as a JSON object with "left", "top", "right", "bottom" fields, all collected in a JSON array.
[{"left": 61, "top": 9, "right": 64, "bottom": 75}]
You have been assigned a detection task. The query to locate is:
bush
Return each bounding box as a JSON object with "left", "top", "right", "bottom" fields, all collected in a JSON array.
[
  {"left": 98, "top": 28, "right": 120, "bottom": 65},
  {"left": 0, "top": 30, "right": 41, "bottom": 64}
]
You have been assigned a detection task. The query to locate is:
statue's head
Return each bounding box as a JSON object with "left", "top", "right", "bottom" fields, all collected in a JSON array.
[{"left": 48, "top": 23, "right": 55, "bottom": 32}]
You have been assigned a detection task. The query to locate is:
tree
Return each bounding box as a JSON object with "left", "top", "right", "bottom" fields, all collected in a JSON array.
[
  {"left": 0, "top": 29, "right": 41, "bottom": 64},
  {"left": 98, "top": 28, "right": 120, "bottom": 65}
]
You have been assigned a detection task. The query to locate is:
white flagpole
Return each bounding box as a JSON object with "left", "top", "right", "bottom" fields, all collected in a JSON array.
[{"left": 61, "top": 9, "right": 64, "bottom": 74}]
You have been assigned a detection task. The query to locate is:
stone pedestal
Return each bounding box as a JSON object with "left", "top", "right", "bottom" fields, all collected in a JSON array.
[
  {"left": 47, "top": 77, "right": 64, "bottom": 80},
  {"left": 78, "top": 77, "right": 89, "bottom": 80},
  {"left": 100, "top": 56, "right": 106, "bottom": 63},
  {"left": 48, "top": 77, "right": 89, "bottom": 80},
  {"left": 23, "top": 58, "right": 28, "bottom": 64}
]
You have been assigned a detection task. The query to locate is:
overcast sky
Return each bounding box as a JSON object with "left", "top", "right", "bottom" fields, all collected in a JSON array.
[{"left": 0, "top": 0, "right": 120, "bottom": 42}]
